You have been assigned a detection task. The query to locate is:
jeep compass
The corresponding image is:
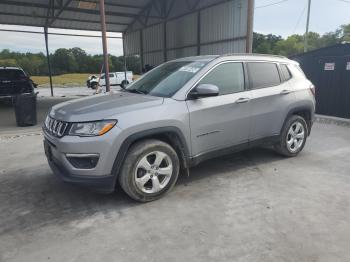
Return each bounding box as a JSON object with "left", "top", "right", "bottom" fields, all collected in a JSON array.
[{"left": 43, "top": 54, "right": 315, "bottom": 202}]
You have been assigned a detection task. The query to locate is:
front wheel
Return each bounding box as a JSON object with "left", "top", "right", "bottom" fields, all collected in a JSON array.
[
  {"left": 91, "top": 82, "right": 98, "bottom": 89},
  {"left": 274, "top": 115, "right": 308, "bottom": 157},
  {"left": 118, "top": 139, "right": 180, "bottom": 202}
]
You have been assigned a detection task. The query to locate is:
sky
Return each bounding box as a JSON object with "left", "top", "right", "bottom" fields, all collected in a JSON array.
[{"left": 0, "top": 0, "right": 349, "bottom": 55}]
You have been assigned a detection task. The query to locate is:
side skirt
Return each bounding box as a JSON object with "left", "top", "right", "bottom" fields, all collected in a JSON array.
[{"left": 187, "top": 135, "right": 280, "bottom": 167}]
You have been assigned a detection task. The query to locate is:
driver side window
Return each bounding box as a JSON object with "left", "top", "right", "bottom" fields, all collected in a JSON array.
[{"left": 198, "top": 62, "right": 245, "bottom": 95}]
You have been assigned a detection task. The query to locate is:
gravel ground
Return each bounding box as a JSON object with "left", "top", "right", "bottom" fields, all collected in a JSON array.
[{"left": 0, "top": 121, "right": 350, "bottom": 262}]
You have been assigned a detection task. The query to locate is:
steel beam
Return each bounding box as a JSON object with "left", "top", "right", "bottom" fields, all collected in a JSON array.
[
  {"left": 44, "top": 27, "right": 54, "bottom": 97},
  {"left": 0, "top": 28, "right": 122, "bottom": 38},
  {"left": 99, "top": 0, "right": 110, "bottom": 92},
  {"left": 246, "top": 0, "right": 254, "bottom": 53},
  {"left": 122, "top": 35, "right": 127, "bottom": 83},
  {"left": 197, "top": 11, "right": 201, "bottom": 55},
  {"left": 49, "top": 0, "right": 73, "bottom": 26},
  {"left": 0, "top": 11, "right": 128, "bottom": 27}
]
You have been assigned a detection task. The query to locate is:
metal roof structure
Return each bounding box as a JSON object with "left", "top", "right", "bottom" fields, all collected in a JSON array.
[
  {"left": 0, "top": 0, "right": 254, "bottom": 95},
  {"left": 0, "top": 0, "right": 149, "bottom": 32}
]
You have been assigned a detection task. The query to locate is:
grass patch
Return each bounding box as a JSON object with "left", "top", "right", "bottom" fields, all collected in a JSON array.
[
  {"left": 31, "top": 73, "right": 93, "bottom": 86},
  {"left": 31, "top": 73, "right": 141, "bottom": 87}
]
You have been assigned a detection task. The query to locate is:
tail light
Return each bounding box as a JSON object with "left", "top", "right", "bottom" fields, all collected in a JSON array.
[{"left": 309, "top": 84, "right": 315, "bottom": 97}]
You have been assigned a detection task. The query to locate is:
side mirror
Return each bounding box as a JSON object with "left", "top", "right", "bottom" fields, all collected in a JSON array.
[{"left": 187, "top": 84, "right": 219, "bottom": 100}]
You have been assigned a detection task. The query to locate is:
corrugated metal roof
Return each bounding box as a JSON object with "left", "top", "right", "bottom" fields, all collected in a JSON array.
[
  {"left": 0, "top": 0, "right": 152, "bottom": 32},
  {"left": 0, "top": 0, "right": 234, "bottom": 33}
]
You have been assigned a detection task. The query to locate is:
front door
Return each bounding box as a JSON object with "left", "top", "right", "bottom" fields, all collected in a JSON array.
[{"left": 186, "top": 62, "right": 252, "bottom": 157}]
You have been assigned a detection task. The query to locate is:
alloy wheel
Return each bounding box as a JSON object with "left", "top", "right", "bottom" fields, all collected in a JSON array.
[
  {"left": 134, "top": 151, "right": 173, "bottom": 194},
  {"left": 286, "top": 121, "right": 305, "bottom": 153}
]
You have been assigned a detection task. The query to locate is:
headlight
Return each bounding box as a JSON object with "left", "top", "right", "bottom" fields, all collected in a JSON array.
[{"left": 68, "top": 120, "right": 117, "bottom": 137}]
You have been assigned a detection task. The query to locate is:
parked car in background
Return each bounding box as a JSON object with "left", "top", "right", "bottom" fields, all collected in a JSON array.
[
  {"left": 87, "top": 71, "right": 133, "bottom": 89},
  {"left": 86, "top": 75, "right": 98, "bottom": 89},
  {"left": 44, "top": 54, "right": 315, "bottom": 202},
  {"left": 0, "top": 67, "right": 37, "bottom": 103}
]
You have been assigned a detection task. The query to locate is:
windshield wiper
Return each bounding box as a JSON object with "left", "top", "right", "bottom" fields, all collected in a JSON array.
[{"left": 125, "top": 89, "right": 147, "bottom": 95}]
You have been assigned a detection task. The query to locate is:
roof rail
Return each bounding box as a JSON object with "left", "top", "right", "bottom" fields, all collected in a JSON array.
[{"left": 219, "top": 53, "right": 288, "bottom": 59}]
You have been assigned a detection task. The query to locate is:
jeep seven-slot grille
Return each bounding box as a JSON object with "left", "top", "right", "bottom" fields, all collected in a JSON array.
[{"left": 44, "top": 116, "right": 69, "bottom": 137}]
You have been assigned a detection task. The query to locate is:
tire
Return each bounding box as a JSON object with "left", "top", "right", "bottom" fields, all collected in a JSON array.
[
  {"left": 91, "top": 82, "right": 98, "bottom": 89},
  {"left": 274, "top": 115, "right": 308, "bottom": 157},
  {"left": 118, "top": 139, "right": 180, "bottom": 202},
  {"left": 120, "top": 80, "right": 129, "bottom": 89}
]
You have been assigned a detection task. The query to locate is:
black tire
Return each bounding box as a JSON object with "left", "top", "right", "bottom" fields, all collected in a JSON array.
[
  {"left": 91, "top": 82, "right": 98, "bottom": 89},
  {"left": 120, "top": 80, "right": 129, "bottom": 89},
  {"left": 274, "top": 115, "right": 308, "bottom": 157},
  {"left": 118, "top": 139, "right": 180, "bottom": 202}
]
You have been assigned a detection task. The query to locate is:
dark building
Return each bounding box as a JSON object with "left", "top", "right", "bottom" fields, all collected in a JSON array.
[{"left": 291, "top": 43, "right": 350, "bottom": 119}]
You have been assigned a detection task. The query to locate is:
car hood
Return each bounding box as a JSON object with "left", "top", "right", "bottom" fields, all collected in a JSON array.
[{"left": 50, "top": 92, "right": 164, "bottom": 122}]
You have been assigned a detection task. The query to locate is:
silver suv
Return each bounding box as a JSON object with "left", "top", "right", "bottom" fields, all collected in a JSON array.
[{"left": 43, "top": 54, "right": 315, "bottom": 202}]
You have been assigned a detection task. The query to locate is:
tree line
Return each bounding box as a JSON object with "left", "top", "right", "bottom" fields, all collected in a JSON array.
[
  {"left": 253, "top": 24, "right": 350, "bottom": 56},
  {"left": 0, "top": 23, "right": 349, "bottom": 76},
  {"left": 0, "top": 47, "right": 141, "bottom": 76}
]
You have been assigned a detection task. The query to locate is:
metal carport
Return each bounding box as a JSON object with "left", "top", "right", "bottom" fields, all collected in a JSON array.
[{"left": 0, "top": 0, "right": 254, "bottom": 94}]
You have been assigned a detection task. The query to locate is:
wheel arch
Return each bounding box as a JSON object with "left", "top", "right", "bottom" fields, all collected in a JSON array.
[
  {"left": 111, "top": 127, "right": 190, "bottom": 184},
  {"left": 284, "top": 105, "right": 314, "bottom": 135}
]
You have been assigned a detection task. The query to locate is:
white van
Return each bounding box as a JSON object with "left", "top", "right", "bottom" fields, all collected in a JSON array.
[{"left": 99, "top": 71, "right": 133, "bottom": 88}]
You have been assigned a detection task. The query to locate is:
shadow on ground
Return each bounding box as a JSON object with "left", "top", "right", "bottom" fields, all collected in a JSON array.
[{"left": 0, "top": 146, "right": 283, "bottom": 236}]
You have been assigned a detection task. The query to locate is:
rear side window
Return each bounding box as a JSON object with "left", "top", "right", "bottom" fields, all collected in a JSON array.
[
  {"left": 280, "top": 64, "right": 292, "bottom": 81},
  {"left": 247, "top": 62, "right": 281, "bottom": 89},
  {"left": 198, "top": 62, "right": 245, "bottom": 95}
]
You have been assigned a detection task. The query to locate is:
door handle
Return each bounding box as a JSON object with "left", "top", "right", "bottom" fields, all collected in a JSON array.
[
  {"left": 235, "top": 97, "right": 250, "bottom": 104},
  {"left": 280, "top": 89, "right": 292, "bottom": 95}
]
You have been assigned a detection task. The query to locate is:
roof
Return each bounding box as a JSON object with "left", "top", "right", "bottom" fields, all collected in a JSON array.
[
  {"left": 0, "top": 0, "right": 150, "bottom": 32},
  {"left": 0, "top": 0, "right": 231, "bottom": 33},
  {"left": 172, "top": 55, "right": 220, "bottom": 62},
  {"left": 172, "top": 53, "right": 292, "bottom": 63},
  {"left": 0, "top": 66, "right": 22, "bottom": 70}
]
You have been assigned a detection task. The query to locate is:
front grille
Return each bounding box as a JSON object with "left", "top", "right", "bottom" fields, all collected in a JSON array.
[{"left": 44, "top": 116, "right": 69, "bottom": 137}]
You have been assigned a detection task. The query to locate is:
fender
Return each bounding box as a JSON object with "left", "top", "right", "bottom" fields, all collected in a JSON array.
[
  {"left": 282, "top": 104, "right": 315, "bottom": 135},
  {"left": 110, "top": 126, "right": 191, "bottom": 182}
]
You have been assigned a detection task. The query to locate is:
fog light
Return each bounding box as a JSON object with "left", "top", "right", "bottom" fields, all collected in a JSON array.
[{"left": 66, "top": 153, "right": 99, "bottom": 169}]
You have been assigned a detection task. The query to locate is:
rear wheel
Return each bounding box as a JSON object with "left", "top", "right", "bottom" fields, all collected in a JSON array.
[
  {"left": 274, "top": 115, "right": 308, "bottom": 157},
  {"left": 118, "top": 139, "right": 180, "bottom": 202},
  {"left": 120, "top": 80, "right": 129, "bottom": 89}
]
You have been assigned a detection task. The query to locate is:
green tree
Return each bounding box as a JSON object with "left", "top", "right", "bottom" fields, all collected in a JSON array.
[
  {"left": 273, "top": 35, "right": 304, "bottom": 56},
  {"left": 51, "top": 48, "right": 78, "bottom": 74}
]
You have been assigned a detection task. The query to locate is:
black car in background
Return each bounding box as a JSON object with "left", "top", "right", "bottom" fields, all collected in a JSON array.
[{"left": 0, "top": 67, "right": 37, "bottom": 101}]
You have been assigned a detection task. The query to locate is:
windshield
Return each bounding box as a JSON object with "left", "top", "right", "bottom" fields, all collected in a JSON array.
[
  {"left": 125, "top": 61, "right": 208, "bottom": 97},
  {"left": 0, "top": 69, "right": 26, "bottom": 81}
]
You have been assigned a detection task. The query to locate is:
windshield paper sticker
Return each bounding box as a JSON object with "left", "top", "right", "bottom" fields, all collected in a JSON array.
[{"left": 179, "top": 66, "right": 201, "bottom": 73}]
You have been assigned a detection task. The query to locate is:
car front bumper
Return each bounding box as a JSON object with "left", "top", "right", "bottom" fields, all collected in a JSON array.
[{"left": 43, "top": 126, "right": 124, "bottom": 193}]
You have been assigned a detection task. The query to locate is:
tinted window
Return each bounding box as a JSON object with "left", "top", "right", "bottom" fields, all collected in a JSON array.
[
  {"left": 198, "top": 63, "right": 245, "bottom": 95},
  {"left": 247, "top": 62, "right": 281, "bottom": 89},
  {"left": 109, "top": 73, "right": 114, "bottom": 78},
  {"left": 280, "top": 64, "right": 292, "bottom": 81},
  {"left": 0, "top": 69, "right": 26, "bottom": 80},
  {"left": 126, "top": 61, "right": 209, "bottom": 97}
]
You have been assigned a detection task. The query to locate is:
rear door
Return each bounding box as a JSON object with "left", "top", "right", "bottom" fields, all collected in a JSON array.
[
  {"left": 186, "top": 62, "right": 252, "bottom": 156},
  {"left": 248, "top": 62, "right": 296, "bottom": 140}
]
